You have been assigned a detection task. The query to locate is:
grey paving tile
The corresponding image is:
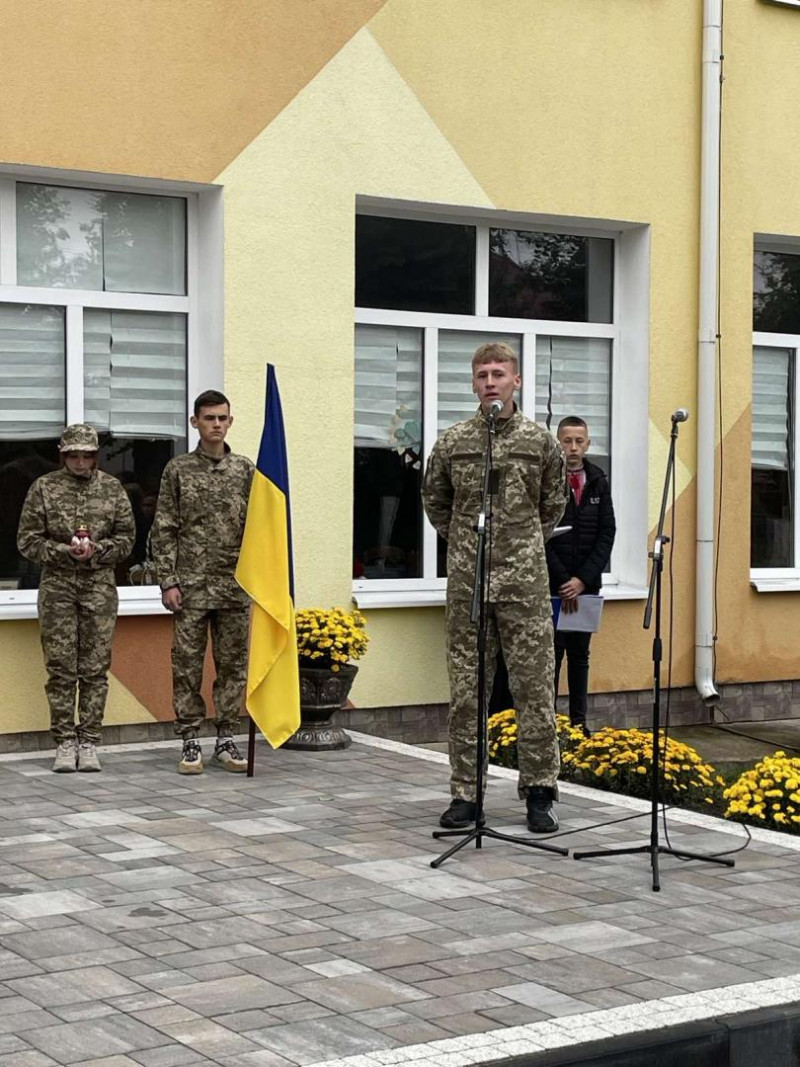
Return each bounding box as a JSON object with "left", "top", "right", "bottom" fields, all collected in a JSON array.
[
  {"left": 24, "top": 1016, "right": 167, "bottom": 1064},
  {"left": 129, "top": 1046, "right": 208, "bottom": 1067},
  {"left": 10, "top": 966, "right": 147, "bottom": 1007},
  {"left": 154, "top": 1018, "right": 262, "bottom": 1058},
  {"left": 619, "top": 954, "right": 766, "bottom": 991},
  {"left": 291, "top": 972, "right": 429, "bottom": 1012},
  {"left": 168, "top": 973, "right": 301, "bottom": 1013},
  {"left": 0, "top": 1055, "right": 58, "bottom": 1067},
  {"left": 248, "top": 1015, "right": 396, "bottom": 1064}
]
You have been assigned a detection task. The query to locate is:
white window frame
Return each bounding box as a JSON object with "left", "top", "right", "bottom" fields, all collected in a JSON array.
[
  {"left": 750, "top": 331, "right": 800, "bottom": 592},
  {"left": 352, "top": 200, "right": 650, "bottom": 609},
  {"left": 0, "top": 164, "right": 223, "bottom": 620}
]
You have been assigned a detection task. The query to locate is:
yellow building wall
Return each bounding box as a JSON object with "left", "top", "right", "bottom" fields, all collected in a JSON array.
[
  {"left": 219, "top": 0, "right": 702, "bottom": 705},
  {"left": 2, "top": 0, "right": 800, "bottom": 731},
  {"left": 707, "top": 0, "right": 800, "bottom": 683}
]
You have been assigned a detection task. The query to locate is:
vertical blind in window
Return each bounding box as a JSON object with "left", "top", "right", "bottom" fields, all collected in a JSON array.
[
  {"left": 0, "top": 304, "right": 64, "bottom": 439},
  {"left": 83, "top": 310, "right": 187, "bottom": 438},
  {"left": 354, "top": 325, "right": 422, "bottom": 451},
  {"left": 437, "top": 331, "right": 521, "bottom": 434},
  {"left": 752, "top": 346, "right": 792, "bottom": 470},
  {"left": 535, "top": 336, "right": 611, "bottom": 457}
]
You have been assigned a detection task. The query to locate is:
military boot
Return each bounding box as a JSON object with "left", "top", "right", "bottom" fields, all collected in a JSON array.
[
  {"left": 526, "top": 786, "right": 559, "bottom": 834},
  {"left": 52, "top": 739, "right": 77, "bottom": 773}
]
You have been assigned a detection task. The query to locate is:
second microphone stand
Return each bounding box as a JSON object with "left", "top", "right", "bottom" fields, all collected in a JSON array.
[
  {"left": 431, "top": 409, "right": 568, "bottom": 869},
  {"left": 573, "top": 413, "right": 734, "bottom": 890}
]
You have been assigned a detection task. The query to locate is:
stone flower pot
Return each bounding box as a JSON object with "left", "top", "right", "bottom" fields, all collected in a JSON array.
[{"left": 283, "top": 662, "right": 357, "bottom": 750}]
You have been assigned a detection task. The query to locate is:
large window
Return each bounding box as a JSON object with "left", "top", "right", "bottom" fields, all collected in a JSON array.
[
  {"left": 0, "top": 174, "right": 218, "bottom": 615},
  {"left": 751, "top": 247, "right": 800, "bottom": 577},
  {"left": 353, "top": 208, "right": 649, "bottom": 606}
]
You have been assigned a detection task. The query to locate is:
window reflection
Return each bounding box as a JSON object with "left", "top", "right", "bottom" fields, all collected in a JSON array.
[
  {"left": 17, "top": 184, "right": 186, "bottom": 295},
  {"left": 490, "top": 230, "right": 613, "bottom": 323},
  {"left": 356, "top": 216, "right": 475, "bottom": 315},
  {"left": 754, "top": 251, "right": 800, "bottom": 334}
]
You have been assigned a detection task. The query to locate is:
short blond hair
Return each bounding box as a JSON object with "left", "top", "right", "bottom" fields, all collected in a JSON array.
[{"left": 471, "top": 342, "right": 519, "bottom": 374}]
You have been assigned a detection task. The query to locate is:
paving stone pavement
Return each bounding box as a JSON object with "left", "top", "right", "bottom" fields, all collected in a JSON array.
[{"left": 0, "top": 732, "right": 797, "bottom": 1067}]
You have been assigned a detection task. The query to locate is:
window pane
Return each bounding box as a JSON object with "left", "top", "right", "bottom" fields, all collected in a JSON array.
[
  {"left": 356, "top": 216, "right": 475, "bottom": 314},
  {"left": 17, "top": 184, "right": 186, "bottom": 295},
  {"left": 535, "top": 336, "right": 612, "bottom": 474},
  {"left": 754, "top": 251, "right": 800, "bottom": 334},
  {"left": 436, "top": 331, "right": 521, "bottom": 577},
  {"left": 0, "top": 303, "right": 65, "bottom": 588},
  {"left": 751, "top": 345, "right": 793, "bottom": 568},
  {"left": 438, "top": 331, "right": 521, "bottom": 434},
  {"left": 84, "top": 310, "right": 187, "bottom": 438},
  {"left": 490, "top": 229, "right": 613, "bottom": 323},
  {"left": 104, "top": 438, "right": 186, "bottom": 587},
  {"left": 354, "top": 324, "right": 423, "bottom": 579},
  {"left": 0, "top": 304, "right": 65, "bottom": 440}
]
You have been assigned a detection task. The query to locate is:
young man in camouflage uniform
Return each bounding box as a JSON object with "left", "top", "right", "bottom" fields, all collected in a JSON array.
[
  {"left": 17, "top": 424, "right": 135, "bottom": 773},
  {"left": 152, "top": 390, "right": 254, "bottom": 774},
  {"left": 422, "top": 343, "right": 567, "bottom": 833}
]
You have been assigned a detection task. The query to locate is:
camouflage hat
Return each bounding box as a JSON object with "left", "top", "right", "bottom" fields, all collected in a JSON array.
[{"left": 59, "top": 423, "right": 99, "bottom": 452}]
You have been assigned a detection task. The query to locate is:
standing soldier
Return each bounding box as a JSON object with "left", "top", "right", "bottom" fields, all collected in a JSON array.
[
  {"left": 151, "top": 390, "right": 254, "bottom": 775},
  {"left": 422, "top": 343, "right": 567, "bottom": 833},
  {"left": 17, "top": 424, "right": 135, "bottom": 773}
]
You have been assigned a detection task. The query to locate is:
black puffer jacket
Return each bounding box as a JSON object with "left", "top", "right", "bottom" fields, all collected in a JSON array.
[{"left": 546, "top": 458, "right": 615, "bottom": 596}]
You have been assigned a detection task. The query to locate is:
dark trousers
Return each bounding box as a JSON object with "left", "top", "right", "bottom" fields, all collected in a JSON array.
[{"left": 554, "top": 630, "right": 592, "bottom": 726}]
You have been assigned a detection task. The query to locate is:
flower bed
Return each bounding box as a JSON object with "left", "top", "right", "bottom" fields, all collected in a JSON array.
[
  {"left": 724, "top": 751, "right": 800, "bottom": 830},
  {"left": 488, "top": 710, "right": 726, "bottom": 816}
]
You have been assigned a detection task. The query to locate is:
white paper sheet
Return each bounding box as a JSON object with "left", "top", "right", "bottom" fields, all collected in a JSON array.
[{"left": 556, "top": 594, "right": 605, "bottom": 633}]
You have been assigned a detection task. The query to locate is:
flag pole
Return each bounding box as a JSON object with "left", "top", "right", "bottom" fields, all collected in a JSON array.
[{"left": 246, "top": 714, "right": 256, "bottom": 777}]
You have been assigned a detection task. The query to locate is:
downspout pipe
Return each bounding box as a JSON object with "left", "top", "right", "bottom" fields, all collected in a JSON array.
[{"left": 695, "top": 0, "right": 722, "bottom": 706}]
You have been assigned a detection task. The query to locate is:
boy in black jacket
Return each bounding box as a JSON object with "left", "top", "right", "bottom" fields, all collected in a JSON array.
[{"left": 546, "top": 417, "right": 616, "bottom": 734}]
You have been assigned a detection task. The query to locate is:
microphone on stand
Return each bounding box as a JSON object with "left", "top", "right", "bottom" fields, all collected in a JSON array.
[
  {"left": 671, "top": 408, "right": 690, "bottom": 424},
  {"left": 488, "top": 399, "right": 503, "bottom": 421}
]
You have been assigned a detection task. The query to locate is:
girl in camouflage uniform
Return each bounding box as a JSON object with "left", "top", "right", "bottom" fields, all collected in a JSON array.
[{"left": 17, "top": 424, "right": 135, "bottom": 773}]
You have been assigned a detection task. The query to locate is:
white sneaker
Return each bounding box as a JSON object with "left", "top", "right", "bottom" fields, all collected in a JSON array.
[
  {"left": 77, "top": 741, "right": 102, "bottom": 772},
  {"left": 52, "top": 739, "right": 77, "bottom": 773},
  {"left": 178, "top": 737, "right": 204, "bottom": 775},
  {"left": 213, "top": 736, "right": 247, "bottom": 773}
]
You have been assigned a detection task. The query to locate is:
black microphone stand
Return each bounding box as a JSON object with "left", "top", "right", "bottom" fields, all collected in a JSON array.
[
  {"left": 431, "top": 409, "right": 568, "bottom": 869},
  {"left": 573, "top": 413, "right": 734, "bottom": 890}
]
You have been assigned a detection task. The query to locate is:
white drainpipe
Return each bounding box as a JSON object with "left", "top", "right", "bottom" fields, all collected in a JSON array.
[{"left": 695, "top": 0, "right": 722, "bottom": 706}]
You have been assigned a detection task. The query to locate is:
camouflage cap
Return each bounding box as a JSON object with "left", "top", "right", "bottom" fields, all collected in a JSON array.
[{"left": 59, "top": 423, "right": 99, "bottom": 452}]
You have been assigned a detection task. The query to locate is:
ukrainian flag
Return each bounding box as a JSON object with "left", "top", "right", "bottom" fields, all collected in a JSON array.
[{"left": 235, "top": 364, "right": 300, "bottom": 748}]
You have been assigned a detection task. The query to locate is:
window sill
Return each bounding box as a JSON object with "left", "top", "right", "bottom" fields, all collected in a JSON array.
[
  {"left": 352, "top": 582, "right": 648, "bottom": 610},
  {"left": 0, "top": 588, "right": 169, "bottom": 621},
  {"left": 750, "top": 576, "right": 800, "bottom": 593}
]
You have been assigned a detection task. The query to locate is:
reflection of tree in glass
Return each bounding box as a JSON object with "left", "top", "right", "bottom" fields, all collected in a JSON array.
[
  {"left": 754, "top": 252, "right": 800, "bottom": 333},
  {"left": 490, "top": 230, "right": 586, "bottom": 320},
  {"left": 18, "top": 185, "right": 102, "bottom": 288}
]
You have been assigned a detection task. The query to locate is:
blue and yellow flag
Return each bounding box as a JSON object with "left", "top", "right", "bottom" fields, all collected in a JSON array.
[{"left": 235, "top": 365, "right": 300, "bottom": 748}]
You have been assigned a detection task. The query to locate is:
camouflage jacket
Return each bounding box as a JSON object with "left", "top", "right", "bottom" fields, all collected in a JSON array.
[
  {"left": 151, "top": 444, "right": 254, "bottom": 609},
  {"left": 17, "top": 468, "right": 135, "bottom": 588},
  {"left": 422, "top": 408, "right": 567, "bottom": 602}
]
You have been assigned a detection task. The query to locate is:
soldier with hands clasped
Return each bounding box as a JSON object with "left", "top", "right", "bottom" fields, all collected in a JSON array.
[{"left": 17, "top": 424, "right": 135, "bottom": 773}]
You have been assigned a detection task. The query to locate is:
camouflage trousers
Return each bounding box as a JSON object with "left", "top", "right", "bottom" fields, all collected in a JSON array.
[
  {"left": 171, "top": 606, "right": 249, "bottom": 738},
  {"left": 445, "top": 598, "right": 560, "bottom": 801},
  {"left": 38, "top": 576, "right": 118, "bottom": 744}
]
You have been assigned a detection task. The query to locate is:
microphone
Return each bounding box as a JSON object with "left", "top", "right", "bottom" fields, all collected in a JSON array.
[
  {"left": 488, "top": 399, "right": 503, "bottom": 420},
  {"left": 671, "top": 408, "right": 689, "bottom": 424}
]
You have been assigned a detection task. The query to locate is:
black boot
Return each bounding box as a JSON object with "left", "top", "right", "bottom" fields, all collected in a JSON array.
[
  {"left": 526, "top": 786, "right": 558, "bottom": 834},
  {"left": 439, "top": 798, "right": 477, "bottom": 829}
]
